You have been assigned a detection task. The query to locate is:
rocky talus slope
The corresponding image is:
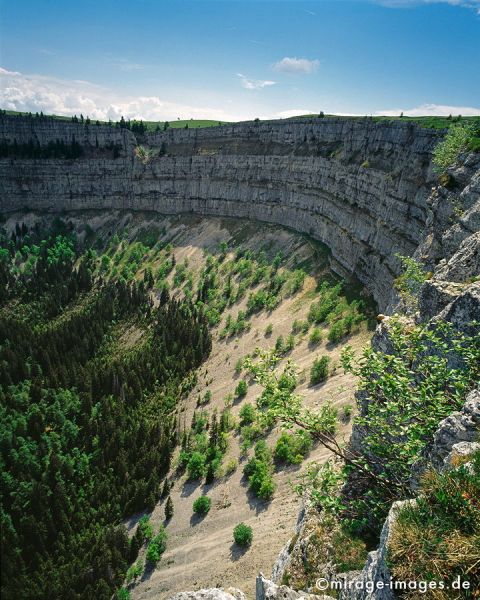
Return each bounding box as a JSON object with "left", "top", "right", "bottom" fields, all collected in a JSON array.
[{"left": 1, "top": 115, "right": 479, "bottom": 598}]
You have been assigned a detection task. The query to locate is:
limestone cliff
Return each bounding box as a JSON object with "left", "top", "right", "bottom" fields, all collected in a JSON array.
[{"left": 0, "top": 114, "right": 447, "bottom": 311}]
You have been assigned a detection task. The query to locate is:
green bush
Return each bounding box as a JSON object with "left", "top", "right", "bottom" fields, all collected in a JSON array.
[
  {"left": 309, "top": 327, "right": 322, "bottom": 346},
  {"left": 187, "top": 451, "right": 206, "bottom": 480},
  {"left": 235, "top": 380, "right": 248, "bottom": 398},
  {"left": 310, "top": 356, "right": 331, "bottom": 385},
  {"left": 327, "top": 319, "right": 348, "bottom": 344},
  {"left": 243, "top": 441, "right": 276, "bottom": 499},
  {"left": 264, "top": 323, "right": 273, "bottom": 337},
  {"left": 239, "top": 403, "right": 256, "bottom": 426},
  {"left": 193, "top": 495, "right": 212, "bottom": 515},
  {"left": 126, "top": 559, "right": 144, "bottom": 583},
  {"left": 233, "top": 522, "right": 253, "bottom": 547},
  {"left": 274, "top": 431, "right": 312, "bottom": 465},
  {"left": 137, "top": 515, "right": 153, "bottom": 541},
  {"left": 146, "top": 526, "right": 167, "bottom": 564},
  {"left": 117, "top": 589, "right": 131, "bottom": 600},
  {"left": 432, "top": 124, "right": 471, "bottom": 172}
]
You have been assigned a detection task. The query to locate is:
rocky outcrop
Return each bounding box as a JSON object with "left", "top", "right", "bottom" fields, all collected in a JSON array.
[
  {"left": 411, "top": 386, "right": 480, "bottom": 484},
  {"left": 167, "top": 588, "right": 246, "bottom": 600},
  {"left": 256, "top": 573, "right": 334, "bottom": 600},
  {"left": 0, "top": 114, "right": 451, "bottom": 311}
]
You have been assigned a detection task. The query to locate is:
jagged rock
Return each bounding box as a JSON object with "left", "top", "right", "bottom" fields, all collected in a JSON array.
[
  {"left": 271, "top": 506, "right": 308, "bottom": 584},
  {"left": 419, "top": 280, "right": 465, "bottom": 322},
  {"left": 256, "top": 573, "right": 334, "bottom": 600},
  {"left": 338, "top": 501, "right": 415, "bottom": 600},
  {"left": 435, "top": 231, "right": 480, "bottom": 283},
  {"left": 411, "top": 387, "right": 480, "bottom": 488},
  {"left": 427, "top": 387, "right": 480, "bottom": 470},
  {"left": 445, "top": 441, "right": 480, "bottom": 468},
  {"left": 167, "top": 588, "right": 246, "bottom": 600},
  {"left": 431, "top": 282, "right": 480, "bottom": 338}
]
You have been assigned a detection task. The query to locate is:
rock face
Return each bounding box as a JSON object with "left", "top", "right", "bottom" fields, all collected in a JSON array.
[
  {"left": 256, "top": 573, "right": 334, "bottom": 600},
  {"left": 166, "top": 588, "right": 246, "bottom": 600},
  {"left": 0, "top": 114, "right": 452, "bottom": 311}
]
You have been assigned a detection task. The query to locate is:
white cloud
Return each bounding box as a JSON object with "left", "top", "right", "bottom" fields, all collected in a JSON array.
[
  {"left": 275, "top": 109, "right": 315, "bottom": 118},
  {"left": 273, "top": 57, "right": 320, "bottom": 74},
  {"left": 237, "top": 73, "right": 276, "bottom": 90},
  {"left": 0, "top": 66, "right": 241, "bottom": 121},
  {"left": 377, "top": 0, "right": 480, "bottom": 12},
  {"left": 107, "top": 57, "right": 146, "bottom": 72},
  {"left": 376, "top": 103, "right": 480, "bottom": 116}
]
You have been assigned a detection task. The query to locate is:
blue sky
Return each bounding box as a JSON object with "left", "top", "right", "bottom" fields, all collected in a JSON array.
[{"left": 1, "top": 0, "right": 479, "bottom": 121}]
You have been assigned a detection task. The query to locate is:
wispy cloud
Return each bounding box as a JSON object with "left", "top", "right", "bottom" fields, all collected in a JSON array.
[
  {"left": 376, "top": 103, "right": 480, "bottom": 116},
  {"left": 376, "top": 0, "right": 480, "bottom": 13},
  {"left": 273, "top": 57, "right": 320, "bottom": 74},
  {"left": 275, "top": 109, "right": 315, "bottom": 118},
  {"left": 106, "top": 57, "right": 147, "bottom": 72},
  {"left": 0, "top": 67, "right": 240, "bottom": 121},
  {"left": 37, "top": 48, "right": 56, "bottom": 56},
  {"left": 237, "top": 73, "right": 276, "bottom": 90}
]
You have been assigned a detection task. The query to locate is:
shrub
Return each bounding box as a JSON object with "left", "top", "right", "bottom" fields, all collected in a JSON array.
[
  {"left": 117, "top": 589, "right": 131, "bottom": 600},
  {"left": 193, "top": 495, "right": 212, "bottom": 515},
  {"left": 327, "top": 319, "right": 348, "bottom": 344},
  {"left": 126, "top": 559, "right": 144, "bottom": 583},
  {"left": 224, "top": 458, "right": 238, "bottom": 476},
  {"left": 137, "top": 515, "right": 153, "bottom": 541},
  {"left": 275, "top": 335, "right": 284, "bottom": 354},
  {"left": 274, "top": 431, "right": 313, "bottom": 465},
  {"left": 187, "top": 452, "right": 206, "bottom": 480},
  {"left": 234, "top": 358, "right": 243, "bottom": 374},
  {"left": 308, "top": 283, "right": 342, "bottom": 324},
  {"left": 309, "top": 327, "right": 322, "bottom": 346},
  {"left": 394, "top": 254, "right": 428, "bottom": 314},
  {"left": 239, "top": 403, "right": 256, "bottom": 426},
  {"left": 310, "top": 356, "right": 331, "bottom": 385},
  {"left": 292, "top": 319, "right": 309, "bottom": 334},
  {"left": 233, "top": 522, "right": 253, "bottom": 547},
  {"left": 235, "top": 380, "right": 248, "bottom": 398},
  {"left": 342, "top": 404, "right": 353, "bottom": 422},
  {"left": 432, "top": 124, "right": 471, "bottom": 172},
  {"left": 146, "top": 526, "right": 167, "bottom": 564},
  {"left": 264, "top": 323, "right": 273, "bottom": 337},
  {"left": 284, "top": 334, "right": 295, "bottom": 353},
  {"left": 243, "top": 441, "right": 276, "bottom": 500}
]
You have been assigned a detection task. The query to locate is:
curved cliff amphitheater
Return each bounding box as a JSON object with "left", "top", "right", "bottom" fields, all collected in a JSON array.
[
  {"left": 0, "top": 115, "right": 447, "bottom": 311},
  {"left": 1, "top": 114, "right": 479, "bottom": 600}
]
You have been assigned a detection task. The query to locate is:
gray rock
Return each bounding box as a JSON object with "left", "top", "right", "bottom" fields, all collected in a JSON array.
[
  {"left": 167, "top": 588, "right": 246, "bottom": 600},
  {"left": 339, "top": 501, "right": 414, "bottom": 600},
  {"left": 256, "top": 573, "right": 334, "bottom": 600},
  {"left": 419, "top": 280, "right": 466, "bottom": 322},
  {"left": 411, "top": 387, "right": 480, "bottom": 487},
  {"left": 435, "top": 231, "right": 480, "bottom": 283},
  {"left": 428, "top": 387, "right": 480, "bottom": 470},
  {"left": 431, "top": 282, "right": 480, "bottom": 338},
  {"left": 445, "top": 441, "right": 480, "bottom": 468}
]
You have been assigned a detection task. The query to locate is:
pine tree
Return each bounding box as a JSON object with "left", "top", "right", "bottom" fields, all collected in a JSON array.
[{"left": 164, "top": 496, "right": 174, "bottom": 521}]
